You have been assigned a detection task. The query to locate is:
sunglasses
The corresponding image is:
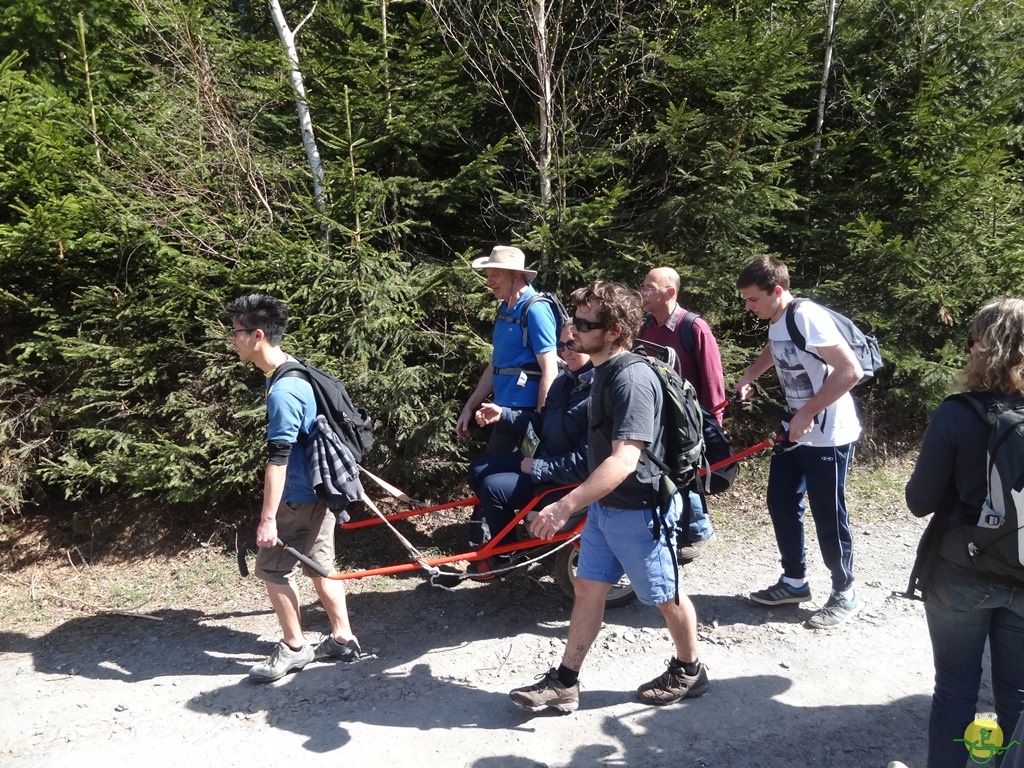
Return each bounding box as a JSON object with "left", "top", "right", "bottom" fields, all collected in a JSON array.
[{"left": 572, "top": 316, "right": 606, "bottom": 333}]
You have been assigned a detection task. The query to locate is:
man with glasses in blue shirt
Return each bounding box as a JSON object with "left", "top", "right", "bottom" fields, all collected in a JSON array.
[{"left": 224, "top": 293, "right": 361, "bottom": 681}]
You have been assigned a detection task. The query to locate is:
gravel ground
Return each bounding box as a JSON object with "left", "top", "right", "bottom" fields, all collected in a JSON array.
[{"left": 0, "top": 468, "right": 959, "bottom": 768}]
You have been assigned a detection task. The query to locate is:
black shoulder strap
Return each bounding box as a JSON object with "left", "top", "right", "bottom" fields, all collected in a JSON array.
[
  {"left": 520, "top": 292, "right": 541, "bottom": 318},
  {"left": 678, "top": 311, "right": 698, "bottom": 358},
  {"left": 268, "top": 357, "right": 307, "bottom": 388},
  {"left": 784, "top": 299, "right": 809, "bottom": 353},
  {"left": 641, "top": 311, "right": 698, "bottom": 358},
  {"left": 946, "top": 392, "right": 1000, "bottom": 425},
  {"left": 516, "top": 292, "right": 547, "bottom": 347},
  {"left": 599, "top": 353, "right": 663, "bottom": 457},
  {"left": 266, "top": 358, "right": 315, "bottom": 442},
  {"left": 605, "top": 351, "right": 646, "bottom": 376},
  {"left": 596, "top": 352, "right": 645, "bottom": 426}
]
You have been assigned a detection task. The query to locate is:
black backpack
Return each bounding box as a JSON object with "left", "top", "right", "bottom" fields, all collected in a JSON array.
[
  {"left": 499, "top": 291, "right": 570, "bottom": 348},
  {"left": 785, "top": 298, "right": 883, "bottom": 385},
  {"left": 269, "top": 357, "right": 374, "bottom": 463},
  {"left": 937, "top": 393, "right": 1024, "bottom": 583},
  {"left": 605, "top": 353, "right": 706, "bottom": 506},
  {"left": 632, "top": 339, "right": 736, "bottom": 494}
]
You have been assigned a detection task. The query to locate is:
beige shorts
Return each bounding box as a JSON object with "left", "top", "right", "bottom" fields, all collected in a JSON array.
[{"left": 254, "top": 500, "right": 335, "bottom": 584}]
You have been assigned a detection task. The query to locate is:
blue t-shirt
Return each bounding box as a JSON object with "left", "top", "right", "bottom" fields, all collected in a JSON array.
[
  {"left": 491, "top": 286, "right": 558, "bottom": 407},
  {"left": 266, "top": 373, "right": 319, "bottom": 503}
]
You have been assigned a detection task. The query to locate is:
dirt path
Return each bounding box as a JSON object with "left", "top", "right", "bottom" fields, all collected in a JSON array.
[{"left": 0, "top": 482, "right": 949, "bottom": 768}]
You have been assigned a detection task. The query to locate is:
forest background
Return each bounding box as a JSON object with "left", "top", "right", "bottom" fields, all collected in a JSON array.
[{"left": 1, "top": 0, "right": 1023, "bottom": 532}]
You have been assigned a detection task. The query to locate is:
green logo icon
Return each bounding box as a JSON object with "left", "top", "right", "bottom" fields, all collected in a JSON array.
[{"left": 955, "top": 717, "right": 1021, "bottom": 765}]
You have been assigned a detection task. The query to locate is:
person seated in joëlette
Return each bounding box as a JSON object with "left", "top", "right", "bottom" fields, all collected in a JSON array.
[{"left": 464, "top": 323, "right": 594, "bottom": 580}]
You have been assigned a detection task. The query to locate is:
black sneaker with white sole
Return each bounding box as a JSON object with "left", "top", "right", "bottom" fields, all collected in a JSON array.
[
  {"left": 749, "top": 579, "right": 812, "bottom": 606},
  {"left": 314, "top": 634, "right": 362, "bottom": 662}
]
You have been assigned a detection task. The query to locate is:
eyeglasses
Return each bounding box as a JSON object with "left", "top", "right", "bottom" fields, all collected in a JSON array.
[
  {"left": 572, "top": 316, "right": 606, "bottom": 333},
  {"left": 228, "top": 327, "right": 258, "bottom": 338}
]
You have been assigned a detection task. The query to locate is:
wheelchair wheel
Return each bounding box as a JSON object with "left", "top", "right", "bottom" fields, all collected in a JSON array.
[{"left": 554, "top": 545, "right": 637, "bottom": 608}]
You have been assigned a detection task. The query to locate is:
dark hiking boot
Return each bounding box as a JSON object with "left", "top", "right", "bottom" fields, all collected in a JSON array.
[
  {"left": 314, "top": 634, "right": 362, "bottom": 662},
  {"left": 636, "top": 660, "right": 710, "bottom": 705}
]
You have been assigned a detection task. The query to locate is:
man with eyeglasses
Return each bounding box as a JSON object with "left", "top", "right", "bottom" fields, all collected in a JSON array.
[
  {"left": 455, "top": 246, "right": 559, "bottom": 456},
  {"left": 224, "top": 293, "right": 361, "bottom": 681},
  {"left": 638, "top": 266, "right": 725, "bottom": 562},
  {"left": 509, "top": 280, "right": 709, "bottom": 714}
]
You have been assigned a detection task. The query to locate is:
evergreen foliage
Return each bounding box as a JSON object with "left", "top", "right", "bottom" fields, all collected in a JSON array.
[{"left": 1, "top": 0, "right": 1023, "bottom": 521}]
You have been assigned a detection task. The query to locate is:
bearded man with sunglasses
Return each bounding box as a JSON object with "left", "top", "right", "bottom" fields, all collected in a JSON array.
[{"left": 509, "top": 280, "right": 709, "bottom": 714}]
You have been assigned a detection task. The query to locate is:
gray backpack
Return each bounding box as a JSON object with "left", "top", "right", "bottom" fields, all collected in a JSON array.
[{"left": 785, "top": 299, "right": 883, "bottom": 385}]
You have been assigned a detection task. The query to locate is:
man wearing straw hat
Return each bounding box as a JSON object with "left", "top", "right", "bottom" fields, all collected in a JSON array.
[{"left": 456, "top": 246, "right": 559, "bottom": 457}]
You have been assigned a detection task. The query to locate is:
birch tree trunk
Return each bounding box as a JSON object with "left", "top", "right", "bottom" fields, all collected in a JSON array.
[
  {"left": 267, "top": 0, "right": 326, "bottom": 212},
  {"left": 423, "top": 0, "right": 565, "bottom": 212},
  {"left": 812, "top": 0, "right": 839, "bottom": 166},
  {"left": 532, "top": 0, "right": 553, "bottom": 209}
]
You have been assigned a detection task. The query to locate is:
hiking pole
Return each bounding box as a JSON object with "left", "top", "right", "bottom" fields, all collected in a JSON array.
[
  {"left": 274, "top": 538, "right": 331, "bottom": 578},
  {"left": 356, "top": 491, "right": 439, "bottom": 577}
]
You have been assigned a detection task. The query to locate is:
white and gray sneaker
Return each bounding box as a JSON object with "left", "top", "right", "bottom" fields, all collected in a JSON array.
[
  {"left": 806, "top": 591, "right": 863, "bottom": 629},
  {"left": 248, "top": 641, "right": 315, "bottom": 682}
]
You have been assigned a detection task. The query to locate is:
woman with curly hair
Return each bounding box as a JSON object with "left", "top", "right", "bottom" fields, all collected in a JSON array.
[{"left": 906, "top": 297, "right": 1024, "bottom": 768}]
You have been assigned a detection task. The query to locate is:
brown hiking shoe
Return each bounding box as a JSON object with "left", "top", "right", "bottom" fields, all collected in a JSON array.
[
  {"left": 509, "top": 668, "right": 579, "bottom": 714},
  {"left": 677, "top": 531, "right": 716, "bottom": 564},
  {"left": 636, "top": 660, "right": 709, "bottom": 705}
]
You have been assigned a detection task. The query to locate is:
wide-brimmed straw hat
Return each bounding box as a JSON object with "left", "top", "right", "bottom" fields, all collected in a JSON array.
[{"left": 471, "top": 246, "right": 537, "bottom": 282}]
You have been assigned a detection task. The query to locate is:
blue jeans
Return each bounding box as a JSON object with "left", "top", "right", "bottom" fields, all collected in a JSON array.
[
  {"left": 684, "top": 490, "right": 714, "bottom": 542},
  {"left": 468, "top": 452, "right": 531, "bottom": 544},
  {"left": 765, "top": 442, "right": 854, "bottom": 593},
  {"left": 925, "top": 562, "right": 1024, "bottom": 768},
  {"left": 467, "top": 452, "right": 573, "bottom": 546}
]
